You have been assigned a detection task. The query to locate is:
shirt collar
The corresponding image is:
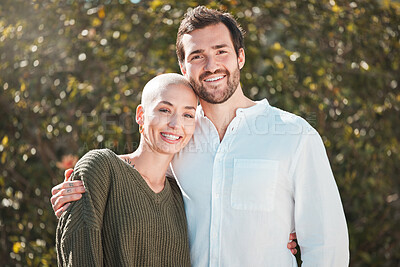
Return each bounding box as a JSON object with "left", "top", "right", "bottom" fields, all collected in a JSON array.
[
  {"left": 236, "top": 98, "right": 270, "bottom": 117},
  {"left": 197, "top": 98, "right": 270, "bottom": 118}
]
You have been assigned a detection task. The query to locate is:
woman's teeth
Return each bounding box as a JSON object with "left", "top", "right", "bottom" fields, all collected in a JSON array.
[{"left": 161, "top": 133, "right": 180, "bottom": 140}]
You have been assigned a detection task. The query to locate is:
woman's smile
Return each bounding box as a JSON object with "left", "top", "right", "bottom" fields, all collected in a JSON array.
[{"left": 160, "top": 132, "right": 183, "bottom": 144}]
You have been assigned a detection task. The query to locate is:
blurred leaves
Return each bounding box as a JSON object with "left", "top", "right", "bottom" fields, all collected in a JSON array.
[{"left": 0, "top": 0, "right": 399, "bottom": 266}]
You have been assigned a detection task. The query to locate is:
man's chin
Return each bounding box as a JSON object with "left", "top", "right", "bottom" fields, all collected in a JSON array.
[{"left": 200, "top": 94, "right": 230, "bottom": 104}]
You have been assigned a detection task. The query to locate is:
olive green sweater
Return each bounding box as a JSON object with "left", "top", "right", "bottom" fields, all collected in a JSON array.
[{"left": 56, "top": 149, "right": 190, "bottom": 266}]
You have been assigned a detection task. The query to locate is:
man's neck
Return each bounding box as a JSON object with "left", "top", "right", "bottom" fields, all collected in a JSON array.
[{"left": 200, "top": 86, "right": 255, "bottom": 141}]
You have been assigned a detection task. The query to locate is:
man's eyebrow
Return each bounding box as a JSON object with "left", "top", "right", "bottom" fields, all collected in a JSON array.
[
  {"left": 188, "top": 49, "right": 204, "bottom": 57},
  {"left": 188, "top": 44, "right": 229, "bottom": 57},
  {"left": 159, "top": 101, "right": 196, "bottom": 111},
  {"left": 212, "top": 44, "right": 228, "bottom": 49}
]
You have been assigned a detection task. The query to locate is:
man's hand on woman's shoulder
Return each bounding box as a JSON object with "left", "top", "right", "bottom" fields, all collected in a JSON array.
[{"left": 50, "top": 168, "right": 86, "bottom": 218}]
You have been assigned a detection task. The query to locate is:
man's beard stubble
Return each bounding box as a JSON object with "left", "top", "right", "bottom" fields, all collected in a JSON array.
[{"left": 189, "top": 67, "right": 240, "bottom": 104}]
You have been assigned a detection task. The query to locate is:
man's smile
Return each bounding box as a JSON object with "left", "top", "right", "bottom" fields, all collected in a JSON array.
[{"left": 204, "top": 75, "right": 225, "bottom": 82}]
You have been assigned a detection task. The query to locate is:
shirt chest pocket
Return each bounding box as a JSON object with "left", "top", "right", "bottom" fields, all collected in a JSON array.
[{"left": 231, "top": 159, "right": 279, "bottom": 212}]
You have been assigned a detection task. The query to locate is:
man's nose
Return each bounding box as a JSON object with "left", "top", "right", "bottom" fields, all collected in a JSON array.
[{"left": 204, "top": 56, "right": 219, "bottom": 73}]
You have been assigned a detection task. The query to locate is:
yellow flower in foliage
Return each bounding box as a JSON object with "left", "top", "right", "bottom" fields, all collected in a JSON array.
[
  {"left": 13, "top": 242, "right": 22, "bottom": 253},
  {"left": 56, "top": 154, "right": 78, "bottom": 170}
]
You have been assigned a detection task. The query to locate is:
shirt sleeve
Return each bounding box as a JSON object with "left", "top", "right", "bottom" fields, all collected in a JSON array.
[
  {"left": 291, "top": 130, "right": 349, "bottom": 266},
  {"left": 56, "top": 149, "right": 112, "bottom": 267}
]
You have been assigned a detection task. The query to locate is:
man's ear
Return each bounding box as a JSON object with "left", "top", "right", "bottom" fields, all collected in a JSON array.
[
  {"left": 238, "top": 48, "right": 245, "bottom": 70},
  {"left": 179, "top": 62, "right": 187, "bottom": 76},
  {"left": 136, "top": 105, "right": 144, "bottom": 125}
]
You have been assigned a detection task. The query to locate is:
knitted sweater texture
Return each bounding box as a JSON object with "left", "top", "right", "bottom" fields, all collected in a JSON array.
[{"left": 56, "top": 149, "right": 191, "bottom": 266}]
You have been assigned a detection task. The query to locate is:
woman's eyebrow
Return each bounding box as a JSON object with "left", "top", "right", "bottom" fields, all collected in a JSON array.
[
  {"left": 159, "top": 101, "right": 196, "bottom": 111},
  {"left": 185, "top": 106, "right": 196, "bottom": 111},
  {"left": 159, "top": 100, "right": 173, "bottom": 106}
]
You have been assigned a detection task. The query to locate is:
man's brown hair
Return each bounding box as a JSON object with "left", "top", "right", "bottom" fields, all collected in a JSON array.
[{"left": 176, "top": 6, "right": 245, "bottom": 65}]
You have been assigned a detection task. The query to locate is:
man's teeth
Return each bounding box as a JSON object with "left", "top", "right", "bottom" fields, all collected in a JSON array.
[
  {"left": 205, "top": 76, "right": 224, "bottom": 82},
  {"left": 161, "top": 133, "right": 180, "bottom": 140}
]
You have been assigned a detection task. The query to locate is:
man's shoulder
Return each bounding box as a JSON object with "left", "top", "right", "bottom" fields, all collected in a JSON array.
[
  {"left": 268, "top": 105, "right": 317, "bottom": 133},
  {"left": 269, "top": 105, "right": 304, "bottom": 123}
]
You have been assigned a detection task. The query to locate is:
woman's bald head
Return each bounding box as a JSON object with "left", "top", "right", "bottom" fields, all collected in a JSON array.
[{"left": 141, "top": 73, "right": 194, "bottom": 109}]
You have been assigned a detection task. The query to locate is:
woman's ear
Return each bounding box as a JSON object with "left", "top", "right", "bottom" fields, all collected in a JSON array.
[{"left": 136, "top": 105, "right": 144, "bottom": 125}]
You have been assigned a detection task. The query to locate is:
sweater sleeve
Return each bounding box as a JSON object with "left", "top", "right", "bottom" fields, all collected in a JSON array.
[
  {"left": 291, "top": 130, "right": 349, "bottom": 266},
  {"left": 56, "top": 149, "right": 113, "bottom": 267}
]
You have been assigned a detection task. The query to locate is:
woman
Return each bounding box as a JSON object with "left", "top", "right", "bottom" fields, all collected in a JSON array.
[{"left": 55, "top": 73, "right": 196, "bottom": 266}]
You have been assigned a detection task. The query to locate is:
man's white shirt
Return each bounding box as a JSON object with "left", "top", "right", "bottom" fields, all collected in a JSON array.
[{"left": 170, "top": 99, "right": 349, "bottom": 267}]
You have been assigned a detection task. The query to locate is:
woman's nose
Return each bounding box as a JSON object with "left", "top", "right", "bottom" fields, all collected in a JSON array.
[{"left": 167, "top": 113, "right": 180, "bottom": 129}]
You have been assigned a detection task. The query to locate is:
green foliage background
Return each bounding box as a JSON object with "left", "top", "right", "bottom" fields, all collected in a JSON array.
[{"left": 1, "top": 0, "right": 399, "bottom": 265}]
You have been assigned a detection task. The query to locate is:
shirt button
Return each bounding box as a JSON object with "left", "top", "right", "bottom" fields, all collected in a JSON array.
[{"left": 215, "top": 193, "right": 220, "bottom": 198}]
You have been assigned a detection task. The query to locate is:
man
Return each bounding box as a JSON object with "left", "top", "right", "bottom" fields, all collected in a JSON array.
[
  {"left": 172, "top": 6, "right": 348, "bottom": 266},
  {"left": 52, "top": 6, "right": 349, "bottom": 266}
]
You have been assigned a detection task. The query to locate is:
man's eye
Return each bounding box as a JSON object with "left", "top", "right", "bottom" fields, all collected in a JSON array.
[
  {"left": 190, "top": 55, "right": 201, "bottom": 61},
  {"left": 217, "top": 50, "right": 227, "bottom": 55},
  {"left": 159, "top": 108, "right": 169, "bottom": 113}
]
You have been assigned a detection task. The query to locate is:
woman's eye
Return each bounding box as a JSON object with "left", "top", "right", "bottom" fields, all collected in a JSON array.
[{"left": 184, "top": 114, "right": 194, "bottom": 119}]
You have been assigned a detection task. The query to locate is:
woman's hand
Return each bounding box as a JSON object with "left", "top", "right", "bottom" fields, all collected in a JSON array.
[{"left": 50, "top": 169, "right": 86, "bottom": 218}]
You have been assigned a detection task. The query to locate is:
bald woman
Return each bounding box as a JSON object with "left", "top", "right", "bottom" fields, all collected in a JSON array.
[{"left": 56, "top": 73, "right": 196, "bottom": 267}]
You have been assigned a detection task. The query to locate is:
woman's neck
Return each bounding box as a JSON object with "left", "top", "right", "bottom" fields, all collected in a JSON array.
[{"left": 120, "top": 143, "right": 174, "bottom": 193}]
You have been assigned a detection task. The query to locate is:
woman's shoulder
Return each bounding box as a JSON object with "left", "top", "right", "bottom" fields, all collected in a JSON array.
[
  {"left": 82, "top": 148, "right": 117, "bottom": 159},
  {"left": 77, "top": 148, "right": 118, "bottom": 166},
  {"left": 72, "top": 149, "right": 119, "bottom": 181}
]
